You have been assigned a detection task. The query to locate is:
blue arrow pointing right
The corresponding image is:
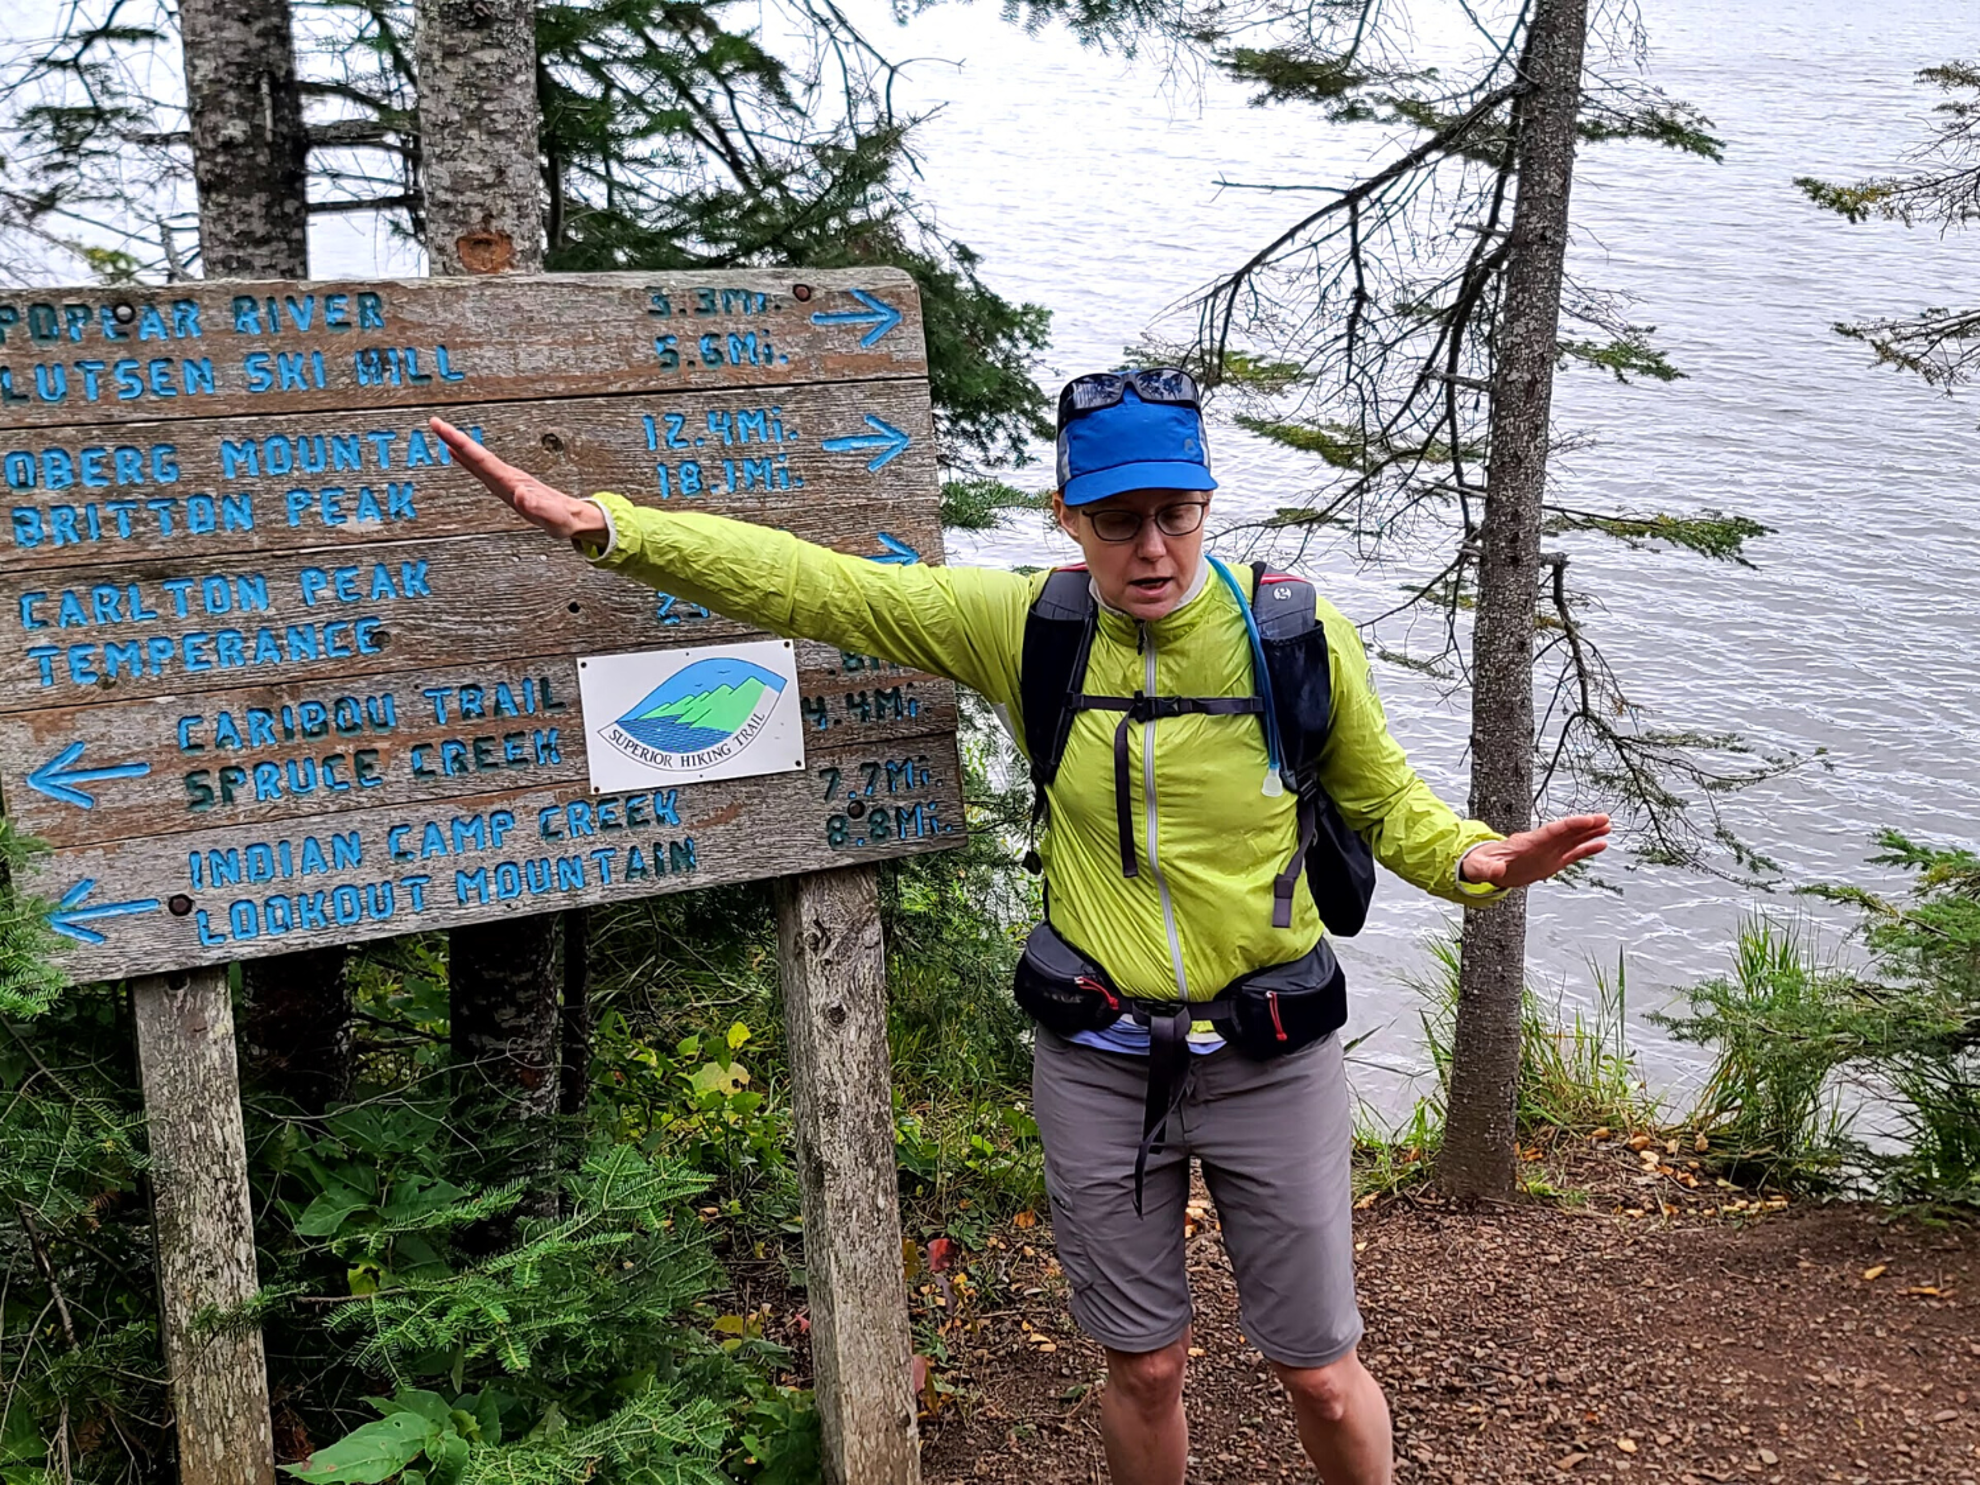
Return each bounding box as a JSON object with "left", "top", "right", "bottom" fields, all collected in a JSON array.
[
  {"left": 27, "top": 740, "right": 152, "bottom": 809},
  {"left": 809, "top": 288, "right": 903, "bottom": 347},
  {"left": 821, "top": 414, "right": 912, "bottom": 472},
  {"left": 48, "top": 879, "right": 163, "bottom": 945}
]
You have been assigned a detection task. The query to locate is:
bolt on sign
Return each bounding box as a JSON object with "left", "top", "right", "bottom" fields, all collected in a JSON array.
[{"left": 0, "top": 269, "right": 964, "bottom": 980}]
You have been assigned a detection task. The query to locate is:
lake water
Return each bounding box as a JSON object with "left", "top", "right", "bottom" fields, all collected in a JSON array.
[{"left": 811, "top": 0, "right": 1980, "bottom": 1117}]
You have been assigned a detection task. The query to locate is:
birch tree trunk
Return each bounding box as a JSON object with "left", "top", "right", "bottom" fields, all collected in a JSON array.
[
  {"left": 178, "top": 0, "right": 356, "bottom": 1110},
  {"left": 413, "top": 0, "right": 545, "bottom": 276},
  {"left": 1439, "top": 0, "right": 1590, "bottom": 1200},
  {"left": 177, "top": 0, "right": 310, "bottom": 280},
  {"left": 413, "top": 0, "right": 560, "bottom": 1225}
]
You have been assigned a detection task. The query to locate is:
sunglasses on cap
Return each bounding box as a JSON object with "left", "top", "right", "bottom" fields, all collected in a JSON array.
[{"left": 1056, "top": 367, "right": 1203, "bottom": 430}]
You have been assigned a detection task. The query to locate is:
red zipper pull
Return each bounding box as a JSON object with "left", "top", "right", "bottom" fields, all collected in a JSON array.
[
  {"left": 1268, "top": 991, "right": 1288, "bottom": 1042},
  {"left": 1077, "top": 976, "right": 1119, "bottom": 1012}
]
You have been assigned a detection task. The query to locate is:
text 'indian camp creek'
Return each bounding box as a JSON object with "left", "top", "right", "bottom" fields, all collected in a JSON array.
[
  {"left": 176, "top": 747, "right": 942, "bottom": 949},
  {"left": 182, "top": 789, "right": 702, "bottom": 950}
]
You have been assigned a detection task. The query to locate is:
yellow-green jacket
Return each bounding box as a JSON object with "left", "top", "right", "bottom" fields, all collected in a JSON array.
[{"left": 586, "top": 492, "right": 1504, "bottom": 1004}]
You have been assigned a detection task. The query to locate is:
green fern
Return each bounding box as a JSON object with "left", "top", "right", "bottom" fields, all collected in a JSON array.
[{"left": 0, "top": 822, "right": 67, "bottom": 1021}]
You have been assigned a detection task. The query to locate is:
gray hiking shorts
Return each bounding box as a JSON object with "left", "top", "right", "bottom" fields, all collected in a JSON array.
[{"left": 1030, "top": 1027, "right": 1362, "bottom": 1369}]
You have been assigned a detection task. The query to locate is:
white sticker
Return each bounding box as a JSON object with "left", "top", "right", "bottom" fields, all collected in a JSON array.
[{"left": 576, "top": 640, "right": 807, "bottom": 791}]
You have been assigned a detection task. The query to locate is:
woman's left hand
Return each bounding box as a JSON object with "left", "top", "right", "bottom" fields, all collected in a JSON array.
[{"left": 1458, "top": 814, "right": 1612, "bottom": 890}]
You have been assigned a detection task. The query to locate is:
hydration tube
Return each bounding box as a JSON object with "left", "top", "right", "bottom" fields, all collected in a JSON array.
[{"left": 1206, "top": 554, "right": 1287, "bottom": 797}]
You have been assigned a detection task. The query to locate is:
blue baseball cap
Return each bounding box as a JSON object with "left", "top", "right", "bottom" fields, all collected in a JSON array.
[{"left": 1056, "top": 388, "right": 1218, "bottom": 506}]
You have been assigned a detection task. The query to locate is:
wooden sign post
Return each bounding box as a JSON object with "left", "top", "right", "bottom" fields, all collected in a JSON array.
[{"left": 0, "top": 269, "right": 950, "bottom": 1483}]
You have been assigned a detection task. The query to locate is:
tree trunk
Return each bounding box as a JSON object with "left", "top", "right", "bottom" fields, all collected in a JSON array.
[
  {"left": 242, "top": 949, "right": 354, "bottom": 1110},
  {"left": 412, "top": 0, "right": 560, "bottom": 1227},
  {"left": 413, "top": 0, "right": 558, "bottom": 1235},
  {"left": 451, "top": 916, "right": 562, "bottom": 1236},
  {"left": 774, "top": 867, "right": 921, "bottom": 1485},
  {"left": 1439, "top": 0, "right": 1589, "bottom": 1201},
  {"left": 179, "top": 0, "right": 357, "bottom": 1111},
  {"left": 559, "top": 907, "right": 593, "bottom": 1122},
  {"left": 132, "top": 969, "right": 275, "bottom": 1485},
  {"left": 413, "top": 0, "right": 545, "bottom": 275},
  {"left": 177, "top": 0, "right": 310, "bottom": 280}
]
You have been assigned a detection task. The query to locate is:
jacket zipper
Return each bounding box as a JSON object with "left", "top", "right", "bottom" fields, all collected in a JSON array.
[{"left": 1141, "top": 625, "right": 1190, "bottom": 1002}]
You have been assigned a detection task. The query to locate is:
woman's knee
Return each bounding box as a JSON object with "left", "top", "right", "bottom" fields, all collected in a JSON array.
[
  {"left": 1273, "top": 1350, "right": 1365, "bottom": 1424},
  {"left": 1105, "top": 1338, "right": 1189, "bottom": 1414}
]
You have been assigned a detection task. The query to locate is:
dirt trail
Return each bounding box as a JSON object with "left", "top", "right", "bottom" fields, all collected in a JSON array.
[{"left": 916, "top": 1173, "right": 1977, "bottom": 1485}]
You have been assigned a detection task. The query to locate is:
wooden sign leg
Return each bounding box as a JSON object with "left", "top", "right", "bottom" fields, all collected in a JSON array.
[
  {"left": 773, "top": 865, "right": 920, "bottom": 1485},
  {"left": 130, "top": 967, "right": 275, "bottom": 1485}
]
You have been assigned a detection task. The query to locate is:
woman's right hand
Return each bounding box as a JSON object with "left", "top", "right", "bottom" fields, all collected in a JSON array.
[{"left": 429, "top": 416, "right": 609, "bottom": 544}]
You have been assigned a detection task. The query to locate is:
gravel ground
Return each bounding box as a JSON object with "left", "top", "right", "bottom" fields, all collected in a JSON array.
[{"left": 913, "top": 1150, "right": 1977, "bottom": 1484}]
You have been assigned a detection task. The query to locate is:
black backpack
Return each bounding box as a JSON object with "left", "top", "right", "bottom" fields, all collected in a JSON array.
[{"left": 1018, "top": 560, "right": 1378, "bottom": 937}]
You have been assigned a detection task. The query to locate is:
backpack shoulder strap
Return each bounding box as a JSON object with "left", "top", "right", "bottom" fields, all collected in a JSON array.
[
  {"left": 1020, "top": 566, "right": 1099, "bottom": 787},
  {"left": 1248, "top": 562, "right": 1333, "bottom": 779}
]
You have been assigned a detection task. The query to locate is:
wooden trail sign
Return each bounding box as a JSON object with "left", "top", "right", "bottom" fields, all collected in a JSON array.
[{"left": 0, "top": 268, "right": 965, "bottom": 982}]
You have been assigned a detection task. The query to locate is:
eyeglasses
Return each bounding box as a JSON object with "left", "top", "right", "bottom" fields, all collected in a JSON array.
[
  {"left": 1056, "top": 367, "right": 1202, "bottom": 430},
  {"left": 1082, "top": 501, "right": 1208, "bottom": 544}
]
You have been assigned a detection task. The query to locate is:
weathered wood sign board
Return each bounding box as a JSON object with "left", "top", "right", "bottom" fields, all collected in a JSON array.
[{"left": 0, "top": 269, "right": 963, "bottom": 980}]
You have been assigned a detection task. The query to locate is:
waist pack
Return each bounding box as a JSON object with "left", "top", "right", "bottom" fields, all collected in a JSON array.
[
  {"left": 1013, "top": 920, "right": 1347, "bottom": 1057},
  {"left": 1014, "top": 921, "right": 1348, "bottom": 1212}
]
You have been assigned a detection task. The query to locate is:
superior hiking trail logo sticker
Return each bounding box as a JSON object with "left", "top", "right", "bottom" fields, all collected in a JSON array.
[{"left": 577, "top": 641, "right": 806, "bottom": 791}]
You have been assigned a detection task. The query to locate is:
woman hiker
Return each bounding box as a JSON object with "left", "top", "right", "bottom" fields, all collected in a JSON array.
[{"left": 429, "top": 369, "right": 1608, "bottom": 1485}]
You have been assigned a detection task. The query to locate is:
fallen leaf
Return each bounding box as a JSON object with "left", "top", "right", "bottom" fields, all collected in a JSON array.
[
  {"left": 1590, "top": 1127, "right": 1612, "bottom": 1142},
  {"left": 1862, "top": 1264, "right": 1888, "bottom": 1282},
  {"left": 926, "top": 1237, "right": 956, "bottom": 1273},
  {"left": 1907, "top": 1286, "right": 1942, "bottom": 1297},
  {"left": 1354, "top": 1193, "right": 1378, "bottom": 1210},
  {"left": 1628, "top": 1133, "right": 1653, "bottom": 1151},
  {"left": 902, "top": 1238, "right": 920, "bottom": 1281},
  {"left": 1013, "top": 1210, "right": 1038, "bottom": 1229},
  {"left": 1555, "top": 1452, "right": 1589, "bottom": 1471},
  {"left": 1695, "top": 1132, "right": 1711, "bottom": 1153}
]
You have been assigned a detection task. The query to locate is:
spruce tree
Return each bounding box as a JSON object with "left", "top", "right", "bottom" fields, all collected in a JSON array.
[{"left": 1797, "top": 62, "right": 1980, "bottom": 388}]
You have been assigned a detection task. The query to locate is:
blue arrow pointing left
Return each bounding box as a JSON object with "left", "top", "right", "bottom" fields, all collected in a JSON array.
[
  {"left": 49, "top": 879, "right": 163, "bottom": 945},
  {"left": 867, "top": 532, "right": 922, "bottom": 566},
  {"left": 821, "top": 414, "right": 912, "bottom": 472},
  {"left": 27, "top": 741, "right": 151, "bottom": 809},
  {"left": 809, "top": 288, "right": 903, "bottom": 347}
]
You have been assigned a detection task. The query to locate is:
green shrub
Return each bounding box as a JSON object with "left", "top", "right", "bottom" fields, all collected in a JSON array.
[
  {"left": 1654, "top": 916, "right": 1854, "bottom": 1189},
  {"left": 1661, "top": 831, "right": 1980, "bottom": 1205}
]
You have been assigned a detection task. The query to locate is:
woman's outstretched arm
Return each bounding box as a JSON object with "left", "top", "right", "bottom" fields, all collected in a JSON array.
[{"left": 430, "top": 416, "right": 1031, "bottom": 707}]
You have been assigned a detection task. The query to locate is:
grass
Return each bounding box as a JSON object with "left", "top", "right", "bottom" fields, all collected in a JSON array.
[
  {"left": 1410, "top": 933, "right": 1660, "bottom": 1137},
  {"left": 1352, "top": 932, "right": 1661, "bottom": 1200}
]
